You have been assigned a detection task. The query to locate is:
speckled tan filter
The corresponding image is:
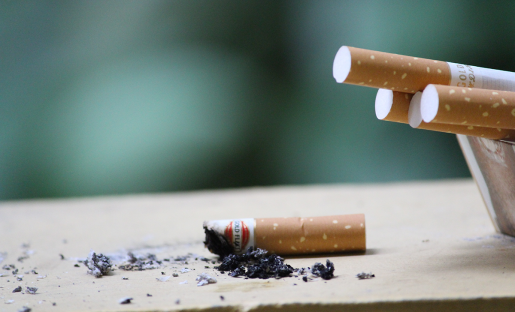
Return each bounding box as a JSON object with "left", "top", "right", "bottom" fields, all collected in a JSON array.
[
  {"left": 375, "top": 89, "right": 515, "bottom": 140},
  {"left": 333, "top": 46, "right": 450, "bottom": 93},
  {"left": 255, "top": 214, "right": 365, "bottom": 255},
  {"left": 421, "top": 85, "right": 515, "bottom": 134}
]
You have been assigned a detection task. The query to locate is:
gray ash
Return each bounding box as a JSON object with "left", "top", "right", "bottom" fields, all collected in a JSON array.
[
  {"left": 2, "top": 264, "right": 15, "bottom": 270},
  {"left": 118, "top": 252, "right": 163, "bottom": 271},
  {"left": 356, "top": 272, "right": 375, "bottom": 280},
  {"left": 203, "top": 227, "right": 233, "bottom": 259},
  {"left": 215, "top": 247, "right": 296, "bottom": 279},
  {"left": 173, "top": 256, "right": 189, "bottom": 262},
  {"left": 119, "top": 297, "right": 133, "bottom": 304},
  {"left": 12, "top": 286, "right": 22, "bottom": 293},
  {"left": 17, "top": 256, "right": 29, "bottom": 262},
  {"left": 84, "top": 251, "right": 112, "bottom": 278},
  {"left": 26, "top": 287, "right": 38, "bottom": 294},
  {"left": 311, "top": 260, "right": 335, "bottom": 280}
]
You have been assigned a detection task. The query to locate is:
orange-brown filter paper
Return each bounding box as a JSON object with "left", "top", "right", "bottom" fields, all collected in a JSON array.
[{"left": 333, "top": 46, "right": 450, "bottom": 93}]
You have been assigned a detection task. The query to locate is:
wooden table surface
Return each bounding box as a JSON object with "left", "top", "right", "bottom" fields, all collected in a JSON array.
[{"left": 1, "top": 179, "right": 514, "bottom": 312}]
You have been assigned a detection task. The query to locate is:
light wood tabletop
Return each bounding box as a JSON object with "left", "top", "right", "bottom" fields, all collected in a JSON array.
[{"left": 1, "top": 179, "right": 514, "bottom": 312}]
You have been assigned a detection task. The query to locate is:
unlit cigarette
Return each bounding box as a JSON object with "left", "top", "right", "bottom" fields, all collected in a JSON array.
[
  {"left": 203, "top": 214, "right": 365, "bottom": 257},
  {"left": 421, "top": 85, "right": 515, "bottom": 133},
  {"left": 375, "top": 89, "right": 515, "bottom": 140},
  {"left": 375, "top": 89, "right": 412, "bottom": 122},
  {"left": 334, "top": 46, "right": 515, "bottom": 93}
]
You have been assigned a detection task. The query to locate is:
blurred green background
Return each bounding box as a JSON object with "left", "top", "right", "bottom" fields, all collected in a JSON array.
[{"left": 2, "top": 0, "right": 515, "bottom": 200}]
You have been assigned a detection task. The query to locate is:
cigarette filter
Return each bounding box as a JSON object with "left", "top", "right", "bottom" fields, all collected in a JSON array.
[
  {"left": 334, "top": 46, "right": 515, "bottom": 93},
  {"left": 375, "top": 89, "right": 515, "bottom": 140},
  {"left": 203, "top": 214, "right": 365, "bottom": 257},
  {"left": 421, "top": 85, "right": 515, "bottom": 134}
]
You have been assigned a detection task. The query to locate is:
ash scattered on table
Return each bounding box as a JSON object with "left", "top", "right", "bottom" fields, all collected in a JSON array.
[
  {"left": 119, "top": 297, "right": 133, "bottom": 304},
  {"left": 356, "top": 272, "right": 375, "bottom": 280},
  {"left": 216, "top": 247, "right": 294, "bottom": 279},
  {"left": 118, "top": 252, "right": 163, "bottom": 271},
  {"left": 311, "top": 260, "right": 335, "bottom": 280},
  {"left": 156, "top": 276, "right": 170, "bottom": 282},
  {"left": 26, "top": 286, "right": 38, "bottom": 294},
  {"left": 215, "top": 247, "right": 336, "bottom": 281},
  {"left": 115, "top": 251, "right": 210, "bottom": 271},
  {"left": 196, "top": 272, "right": 217, "bottom": 286},
  {"left": 84, "top": 250, "right": 113, "bottom": 278}
]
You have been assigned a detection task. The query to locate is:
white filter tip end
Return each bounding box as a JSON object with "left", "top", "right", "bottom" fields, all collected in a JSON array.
[
  {"left": 420, "top": 85, "right": 439, "bottom": 123},
  {"left": 333, "top": 46, "right": 351, "bottom": 83},
  {"left": 375, "top": 89, "right": 394, "bottom": 120},
  {"left": 408, "top": 92, "right": 423, "bottom": 128}
]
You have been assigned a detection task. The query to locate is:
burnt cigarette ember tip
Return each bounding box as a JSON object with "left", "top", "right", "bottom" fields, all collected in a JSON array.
[
  {"left": 333, "top": 46, "right": 351, "bottom": 83},
  {"left": 203, "top": 226, "right": 234, "bottom": 259},
  {"left": 375, "top": 89, "right": 394, "bottom": 120},
  {"left": 408, "top": 92, "right": 423, "bottom": 128},
  {"left": 421, "top": 84, "right": 440, "bottom": 122}
]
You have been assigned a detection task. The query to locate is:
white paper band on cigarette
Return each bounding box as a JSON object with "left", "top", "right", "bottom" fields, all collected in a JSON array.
[
  {"left": 205, "top": 214, "right": 366, "bottom": 255},
  {"left": 203, "top": 219, "right": 256, "bottom": 253},
  {"left": 421, "top": 84, "right": 515, "bottom": 133},
  {"left": 375, "top": 89, "right": 515, "bottom": 140},
  {"left": 334, "top": 46, "right": 515, "bottom": 93},
  {"left": 448, "top": 62, "right": 515, "bottom": 91}
]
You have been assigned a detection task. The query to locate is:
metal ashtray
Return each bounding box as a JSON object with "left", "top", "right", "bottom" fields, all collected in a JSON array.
[{"left": 458, "top": 134, "right": 515, "bottom": 236}]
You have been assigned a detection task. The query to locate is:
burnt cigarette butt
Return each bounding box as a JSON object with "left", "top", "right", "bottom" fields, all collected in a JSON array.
[
  {"left": 375, "top": 89, "right": 515, "bottom": 140},
  {"left": 203, "top": 214, "right": 366, "bottom": 257},
  {"left": 333, "top": 46, "right": 450, "bottom": 93},
  {"left": 421, "top": 85, "right": 515, "bottom": 133}
]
